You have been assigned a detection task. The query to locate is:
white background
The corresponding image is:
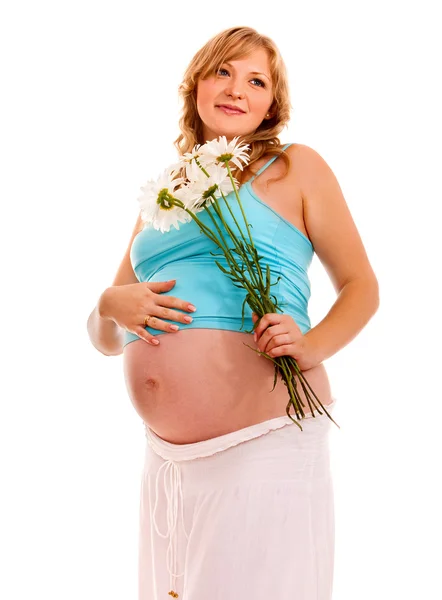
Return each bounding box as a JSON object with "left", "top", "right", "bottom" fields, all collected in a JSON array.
[{"left": 1, "top": 1, "right": 441, "bottom": 598}]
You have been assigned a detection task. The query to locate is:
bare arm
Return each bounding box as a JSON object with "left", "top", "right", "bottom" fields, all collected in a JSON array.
[
  {"left": 87, "top": 294, "right": 126, "bottom": 357},
  {"left": 298, "top": 145, "right": 380, "bottom": 364},
  {"left": 304, "top": 277, "right": 379, "bottom": 365},
  {"left": 86, "top": 213, "right": 143, "bottom": 356}
]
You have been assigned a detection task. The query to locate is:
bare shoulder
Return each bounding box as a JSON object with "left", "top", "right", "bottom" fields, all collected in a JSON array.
[
  {"left": 280, "top": 142, "right": 307, "bottom": 180},
  {"left": 288, "top": 143, "right": 334, "bottom": 178},
  {"left": 283, "top": 142, "right": 305, "bottom": 157},
  {"left": 293, "top": 144, "right": 378, "bottom": 293}
]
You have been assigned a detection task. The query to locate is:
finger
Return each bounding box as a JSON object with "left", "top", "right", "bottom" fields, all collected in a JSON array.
[
  {"left": 263, "top": 333, "right": 294, "bottom": 355},
  {"left": 152, "top": 303, "right": 195, "bottom": 326},
  {"left": 140, "top": 314, "right": 184, "bottom": 334},
  {"left": 155, "top": 294, "right": 197, "bottom": 316},
  {"left": 252, "top": 313, "right": 260, "bottom": 338},
  {"left": 257, "top": 326, "right": 290, "bottom": 354},
  {"left": 267, "top": 343, "right": 295, "bottom": 358},
  {"left": 147, "top": 280, "right": 177, "bottom": 293},
  {"left": 254, "top": 313, "right": 281, "bottom": 341},
  {"left": 133, "top": 326, "right": 160, "bottom": 346}
]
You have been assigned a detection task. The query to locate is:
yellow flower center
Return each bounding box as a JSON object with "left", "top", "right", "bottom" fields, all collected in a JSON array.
[
  {"left": 157, "top": 188, "right": 175, "bottom": 210},
  {"left": 202, "top": 184, "right": 218, "bottom": 199},
  {"left": 217, "top": 153, "right": 233, "bottom": 163}
]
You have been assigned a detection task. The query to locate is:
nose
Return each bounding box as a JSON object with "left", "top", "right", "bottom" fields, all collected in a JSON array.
[
  {"left": 228, "top": 89, "right": 244, "bottom": 100},
  {"left": 224, "top": 79, "right": 245, "bottom": 100}
]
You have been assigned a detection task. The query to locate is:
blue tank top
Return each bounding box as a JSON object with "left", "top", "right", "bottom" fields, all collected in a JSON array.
[{"left": 123, "top": 143, "right": 314, "bottom": 346}]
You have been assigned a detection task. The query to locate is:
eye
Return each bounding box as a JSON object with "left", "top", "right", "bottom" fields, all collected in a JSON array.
[
  {"left": 217, "top": 67, "right": 229, "bottom": 76},
  {"left": 251, "top": 77, "right": 265, "bottom": 88}
]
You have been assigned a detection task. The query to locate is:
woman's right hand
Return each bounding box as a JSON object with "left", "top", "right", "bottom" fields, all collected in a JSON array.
[{"left": 98, "top": 280, "right": 196, "bottom": 345}]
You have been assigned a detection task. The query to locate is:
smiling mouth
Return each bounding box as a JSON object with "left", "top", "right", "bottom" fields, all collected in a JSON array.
[{"left": 216, "top": 105, "right": 245, "bottom": 115}]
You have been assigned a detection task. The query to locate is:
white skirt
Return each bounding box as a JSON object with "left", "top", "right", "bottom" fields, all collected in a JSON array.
[{"left": 138, "top": 397, "right": 339, "bottom": 600}]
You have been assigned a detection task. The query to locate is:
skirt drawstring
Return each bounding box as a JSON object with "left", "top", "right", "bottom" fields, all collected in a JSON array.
[{"left": 152, "top": 458, "right": 190, "bottom": 598}]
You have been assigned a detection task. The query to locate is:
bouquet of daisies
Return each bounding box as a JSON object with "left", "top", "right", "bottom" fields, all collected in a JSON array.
[{"left": 137, "top": 136, "right": 337, "bottom": 430}]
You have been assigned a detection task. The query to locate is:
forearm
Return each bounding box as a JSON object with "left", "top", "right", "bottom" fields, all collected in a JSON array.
[
  {"left": 304, "top": 277, "right": 380, "bottom": 365},
  {"left": 86, "top": 290, "right": 124, "bottom": 357}
]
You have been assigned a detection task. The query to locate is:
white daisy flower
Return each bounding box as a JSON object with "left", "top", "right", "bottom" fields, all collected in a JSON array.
[
  {"left": 172, "top": 183, "right": 203, "bottom": 213},
  {"left": 181, "top": 145, "right": 212, "bottom": 167},
  {"left": 137, "top": 165, "right": 190, "bottom": 233},
  {"left": 153, "top": 206, "right": 192, "bottom": 233},
  {"left": 200, "top": 136, "right": 251, "bottom": 170},
  {"left": 183, "top": 162, "right": 237, "bottom": 211}
]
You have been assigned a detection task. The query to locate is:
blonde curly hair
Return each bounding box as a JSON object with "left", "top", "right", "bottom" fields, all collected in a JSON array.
[{"left": 174, "top": 26, "right": 292, "bottom": 183}]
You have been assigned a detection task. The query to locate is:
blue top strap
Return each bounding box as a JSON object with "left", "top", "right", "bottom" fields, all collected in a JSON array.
[{"left": 249, "top": 143, "right": 293, "bottom": 182}]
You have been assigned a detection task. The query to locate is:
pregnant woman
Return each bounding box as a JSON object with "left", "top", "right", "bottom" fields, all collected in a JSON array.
[{"left": 87, "top": 26, "right": 379, "bottom": 600}]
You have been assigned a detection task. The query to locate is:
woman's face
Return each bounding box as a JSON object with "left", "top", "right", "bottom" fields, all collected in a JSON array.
[{"left": 196, "top": 48, "right": 274, "bottom": 142}]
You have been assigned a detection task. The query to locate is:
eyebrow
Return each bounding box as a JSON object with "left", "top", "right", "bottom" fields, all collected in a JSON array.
[{"left": 223, "top": 61, "right": 271, "bottom": 83}]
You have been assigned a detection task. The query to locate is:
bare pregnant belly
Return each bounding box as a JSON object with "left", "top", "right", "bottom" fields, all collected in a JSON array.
[{"left": 123, "top": 329, "right": 334, "bottom": 444}]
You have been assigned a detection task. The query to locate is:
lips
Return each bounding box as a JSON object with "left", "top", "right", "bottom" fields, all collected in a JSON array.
[{"left": 216, "top": 104, "right": 246, "bottom": 115}]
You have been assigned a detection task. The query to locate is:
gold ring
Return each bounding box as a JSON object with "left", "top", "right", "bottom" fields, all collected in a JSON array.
[{"left": 144, "top": 315, "right": 152, "bottom": 327}]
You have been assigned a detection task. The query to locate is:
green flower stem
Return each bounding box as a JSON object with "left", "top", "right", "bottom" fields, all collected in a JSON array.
[
  {"left": 214, "top": 189, "right": 247, "bottom": 243},
  {"left": 207, "top": 192, "right": 279, "bottom": 316},
  {"left": 194, "top": 158, "right": 211, "bottom": 178},
  {"left": 189, "top": 184, "right": 265, "bottom": 307},
  {"left": 174, "top": 195, "right": 260, "bottom": 305},
  {"left": 209, "top": 194, "right": 262, "bottom": 292},
  {"left": 174, "top": 168, "right": 249, "bottom": 279},
  {"left": 212, "top": 182, "right": 253, "bottom": 260},
  {"left": 198, "top": 199, "right": 259, "bottom": 293},
  {"left": 171, "top": 197, "right": 225, "bottom": 249},
  {"left": 193, "top": 158, "right": 263, "bottom": 293},
  {"left": 197, "top": 201, "right": 235, "bottom": 263},
  {"left": 193, "top": 158, "right": 267, "bottom": 298},
  {"left": 222, "top": 163, "right": 267, "bottom": 289},
  {"left": 241, "top": 345, "right": 340, "bottom": 430},
  {"left": 217, "top": 204, "right": 265, "bottom": 293},
  {"left": 225, "top": 163, "right": 255, "bottom": 249},
  {"left": 283, "top": 356, "right": 340, "bottom": 427}
]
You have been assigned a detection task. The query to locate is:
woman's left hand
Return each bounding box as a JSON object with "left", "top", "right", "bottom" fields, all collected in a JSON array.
[{"left": 252, "top": 312, "right": 320, "bottom": 371}]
